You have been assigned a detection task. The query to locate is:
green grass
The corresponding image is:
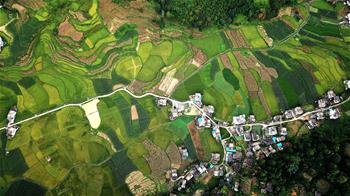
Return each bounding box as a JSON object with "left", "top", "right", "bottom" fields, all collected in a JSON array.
[
  {"left": 0, "top": 9, "right": 9, "bottom": 26},
  {"left": 136, "top": 55, "right": 165, "bottom": 82},
  {"left": 191, "top": 31, "right": 227, "bottom": 58},
  {"left": 240, "top": 25, "right": 267, "bottom": 48}
]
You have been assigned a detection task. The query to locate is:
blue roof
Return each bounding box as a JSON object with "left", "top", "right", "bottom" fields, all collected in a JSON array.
[
  {"left": 272, "top": 136, "right": 277, "bottom": 143},
  {"left": 277, "top": 143, "right": 283, "bottom": 148}
]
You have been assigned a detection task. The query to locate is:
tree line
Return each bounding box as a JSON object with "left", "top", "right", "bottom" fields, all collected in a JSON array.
[
  {"left": 154, "top": 0, "right": 297, "bottom": 29},
  {"left": 256, "top": 114, "right": 350, "bottom": 194}
]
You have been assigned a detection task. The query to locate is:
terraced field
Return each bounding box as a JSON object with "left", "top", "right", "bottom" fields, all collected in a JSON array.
[{"left": 0, "top": 0, "right": 349, "bottom": 194}]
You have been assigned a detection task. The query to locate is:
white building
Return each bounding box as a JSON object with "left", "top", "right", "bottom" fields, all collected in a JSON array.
[
  {"left": 344, "top": 80, "right": 350, "bottom": 90},
  {"left": 6, "top": 125, "right": 19, "bottom": 139},
  {"left": 157, "top": 98, "right": 167, "bottom": 107},
  {"left": 329, "top": 108, "right": 341, "bottom": 120},
  {"left": 0, "top": 36, "right": 4, "bottom": 52},
  {"left": 7, "top": 106, "right": 17, "bottom": 124},
  {"left": 233, "top": 114, "right": 246, "bottom": 125}
]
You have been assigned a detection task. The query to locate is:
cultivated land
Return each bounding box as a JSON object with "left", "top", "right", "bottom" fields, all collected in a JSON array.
[{"left": 0, "top": 0, "right": 350, "bottom": 194}]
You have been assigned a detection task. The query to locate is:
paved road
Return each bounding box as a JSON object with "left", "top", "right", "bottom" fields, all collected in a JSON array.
[{"left": 1, "top": 86, "right": 349, "bottom": 132}]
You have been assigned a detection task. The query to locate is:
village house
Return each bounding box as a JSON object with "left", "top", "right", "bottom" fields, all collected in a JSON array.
[
  {"left": 345, "top": 80, "right": 350, "bottom": 90},
  {"left": 273, "top": 115, "right": 283, "bottom": 122},
  {"left": 244, "top": 132, "right": 252, "bottom": 142},
  {"left": 317, "top": 98, "right": 327, "bottom": 108},
  {"left": 211, "top": 126, "right": 222, "bottom": 141},
  {"left": 7, "top": 106, "right": 17, "bottom": 124},
  {"left": 315, "top": 111, "right": 325, "bottom": 120},
  {"left": 329, "top": 108, "right": 341, "bottom": 119},
  {"left": 195, "top": 116, "right": 211, "bottom": 128},
  {"left": 306, "top": 118, "right": 319, "bottom": 129},
  {"left": 171, "top": 169, "right": 178, "bottom": 181},
  {"left": 345, "top": 0, "right": 350, "bottom": 6},
  {"left": 156, "top": 98, "right": 167, "bottom": 107},
  {"left": 333, "top": 95, "right": 341, "bottom": 104},
  {"left": 179, "top": 146, "right": 189, "bottom": 160},
  {"left": 294, "top": 106, "right": 304, "bottom": 116},
  {"left": 278, "top": 127, "right": 288, "bottom": 136},
  {"left": 326, "top": 90, "right": 336, "bottom": 100},
  {"left": 284, "top": 109, "right": 294, "bottom": 119},
  {"left": 345, "top": 13, "right": 350, "bottom": 26},
  {"left": 248, "top": 115, "right": 256, "bottom": 123},
  {"left": 211, "top": 153, "right": 221, "bottom": 164},
  {"left": 213, "top": 166, "right": 225, "bottom": 177},
  {"left": 6, "top": 106, "right": 20, "bottom": 139},
  {"left": 265, "top": 126, "right": 277, "bottom": 136},
  {"left": 189, "top": 93, "right": 203, "bottom": 107},
  {"left": 6, "top": 125, "right": 20, "bottom": 139},
  {"left": 0, "top": 36, "right": 4, "bottom": 52},
  {"left": 233, "top": 114, "right": 246, "bottom": 125},
  {"left": 203, "top": 105, "right": 215, "bottom": 116}
]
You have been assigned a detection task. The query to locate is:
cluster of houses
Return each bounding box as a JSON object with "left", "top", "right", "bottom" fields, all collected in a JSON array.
[
  {"left": 342, "top": 0, "right": 350, "bottom": 26},
  {"left": 176, "top": 162, "right": 208, "bottom": 191},
  {"left": 5, "top": 106, "right": 20, "bottom": 139},
  {"left": 306, "top": 89, "right": 344, "bottom": 129}
]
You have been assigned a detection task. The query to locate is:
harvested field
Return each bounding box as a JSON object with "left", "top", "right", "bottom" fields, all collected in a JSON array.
[
  {"left": 131, "top": 105, "right": 139, "bottom": 120},
  {"left": 126, "top": 171, "right": 156, "bottom": 195},
  {"left": 187, "top": 121, "right": 204, "bottom": 160},
  {"left": 11, "top": 3, "right": 27, "bottom": 20},
  {"left": 225, "top": 30, "right": 250, "bottom": 48},
  {"left": 158, "top": 69, "right": 179, "bottom": 95},
  {"left": 82, "top": 99, "right": 101, "bottom": 129},
  {"left": 191, "top": 46, "right": 207, "bottom": 67},
  {"left": 128, "top": 80, "right": 145, "bottom": 94},
  {"left": 166, "top": 142, "right": 182, "bottom": 169},
  {"left": 233, "top": 51, "right": 277, "bottom": 82},
  {"left": 143, "top": 140, "right": 170, "bottom": 179},
  {"left": 244, "top": 72, "right": 259, "bottom": 95},
  {"left": 17, "top": 0, "right": 44, "bottom": 10},
  {"left": 99, "top": 0, "right": 158, "bottom": 33},
  {"left": 220, "top": 53, "right": 232, "bottom": 70},
  {"left": 58, "top": 18, "right": 83, "bottom": 42}
]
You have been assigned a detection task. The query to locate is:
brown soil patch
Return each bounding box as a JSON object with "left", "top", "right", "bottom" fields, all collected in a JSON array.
[
  {"left": 79, "top": 55, "right": 97, "bottom": 65},
  {"left": 244, "top": 72, "right": 259, "bottom": 93},
  {"left": 70, "top": 11, "right": 87, "bottom": 22},
  {"left": 187, "top": 121, "right": 205, "bottom": 160},
  {"left": 258, "top": 89, "right": 271, "bottom": 117},
  {"left": 241, "top": 179, "right": 252, "bottom": 195},
  {"left": 128, "top": 80, "right": 145, "bottom": 94},
  {"left": 143, "top": 140, "right": 170, "bottom": 179},
  {"left": 11, "top": 3, "right": 27, "bottom": 20},
  {"left": 58, "top": 18, "right": 83, "bottom": 42},
  {"left": 131, "top": 105, "right": 139, "bottom": 120},
  {"left": 233, "top": 51, "right": 277, "bottom": 82},
  {"left": 166, "top": 142, "right": 182, "bottom": 169},
  {"left": 225, "top": 30, "right": 250, "bottom": 48},
  {"left": 99, "top": 0, "right": 158, "bottom": 33},
  {"left": 17, "top": 0, "right": 43, "bottom": 10},
  {"left": 278, "top": 7, "right": 292, "bottom": 17},
  {"left": 220, "top": 53, "right": 232, "bottom": 70},
  {"left": 126, "top": 171, "right": 156, "bottom": 195},
  {"left": 191, "top": 46, "right": 207, "bottom": 67}
]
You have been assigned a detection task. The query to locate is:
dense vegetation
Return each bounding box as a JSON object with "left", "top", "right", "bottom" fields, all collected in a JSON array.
[
  {"left": 256, "top": 115, "right": 350, "bottom": 194},
  {"left": 155, "top": 0, "right": 297, "bottom": 29}
]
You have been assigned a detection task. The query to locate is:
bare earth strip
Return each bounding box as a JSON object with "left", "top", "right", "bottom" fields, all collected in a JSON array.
[
  {"left": 82, "top": 99, "right": 101, "bottom": 129},
  {"left": 187, "top": 121, "right": 205, "bottom": 160}
]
